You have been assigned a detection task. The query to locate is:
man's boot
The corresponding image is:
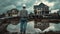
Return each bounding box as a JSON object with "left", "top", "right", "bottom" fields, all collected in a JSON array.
[
  {"left": 20, "top": 30, "right": 23, "bottom": 34},
  {"left": 23, "top": 31, "right": 26, "bottom": 34}
]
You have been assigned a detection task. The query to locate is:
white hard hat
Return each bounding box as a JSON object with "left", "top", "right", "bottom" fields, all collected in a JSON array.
[{"left": 22, "top": 4, "right": 26, "bottom": 7}]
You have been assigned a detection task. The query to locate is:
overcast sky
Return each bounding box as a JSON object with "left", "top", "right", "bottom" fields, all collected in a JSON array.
[{"left": 0, "top": 0, "right": 60, "bottom": 14}]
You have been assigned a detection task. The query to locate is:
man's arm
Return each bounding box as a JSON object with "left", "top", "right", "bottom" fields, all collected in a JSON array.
[{"left": 26, "top": 10, "right": 28, "bottom": 18}]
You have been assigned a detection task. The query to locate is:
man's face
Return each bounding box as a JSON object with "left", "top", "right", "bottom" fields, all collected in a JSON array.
[{"left": 23, "top": 7, "right": 26, "bottom": 9}]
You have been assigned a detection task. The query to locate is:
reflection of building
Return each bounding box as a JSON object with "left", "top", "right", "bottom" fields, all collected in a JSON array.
[
  {"left": 34, "top": 3, "right": 50, "bottom": 15},
  {"left": 34, "top": 22, "right": 49, "bottom": 31},
  {"left": 34, "top": 3, "right": 49, "bottom": 31}
]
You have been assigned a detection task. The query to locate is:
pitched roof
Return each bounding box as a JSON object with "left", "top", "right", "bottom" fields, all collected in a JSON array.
[
  {"left": 39, "top": 3, "right": 49, "bottom": 7},
  {"left": 34, "top": 3, "right": 49, "bottom": 8}
]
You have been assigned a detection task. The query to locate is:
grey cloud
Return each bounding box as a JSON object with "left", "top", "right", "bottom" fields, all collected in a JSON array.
[{"left": 47, "top": 0, "right": 60, "bottom": 10}]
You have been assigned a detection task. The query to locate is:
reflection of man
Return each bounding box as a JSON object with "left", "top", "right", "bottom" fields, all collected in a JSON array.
[{"left": 20, "top": 4, "right": 28, "bottom": 34}]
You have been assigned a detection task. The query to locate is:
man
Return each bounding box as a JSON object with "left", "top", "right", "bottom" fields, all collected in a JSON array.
[{"left": 20, "top": 4, "right": 28, "bottom": 34}]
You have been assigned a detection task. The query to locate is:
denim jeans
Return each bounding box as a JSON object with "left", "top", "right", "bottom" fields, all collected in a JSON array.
[{"left": 20, "top": 18, "right": 27, "bottom": 33}]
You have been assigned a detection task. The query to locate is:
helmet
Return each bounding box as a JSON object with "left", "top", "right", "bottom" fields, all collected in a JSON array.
[{"left": 22, "top": 4, "right": 26, "bottom": 8}]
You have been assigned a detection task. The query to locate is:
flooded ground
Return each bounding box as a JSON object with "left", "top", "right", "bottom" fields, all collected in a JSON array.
[
  {"left": 6, "top": 21, "right": 60, "bottom": 34},
  {"left": 0, "top": 20, "right": 60, "bottom": 34}
]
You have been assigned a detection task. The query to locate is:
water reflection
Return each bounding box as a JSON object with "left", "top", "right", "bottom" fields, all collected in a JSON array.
[{"left": 0, "top": 21, "right": 60, "bottom": 34}]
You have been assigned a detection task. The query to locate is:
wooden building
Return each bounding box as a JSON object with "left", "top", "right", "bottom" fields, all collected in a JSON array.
[
  {"left": 34, "top": 3, "right": 50, "bottom": 31},
  {"left": 6, "top": 8, "right": 19, "bottom": 17},
  {"left": 34, "top": 3, "right": 50, "bottom": 15},
  {"left": 5, "top": 8, "right": 20, "bottom": 24}
]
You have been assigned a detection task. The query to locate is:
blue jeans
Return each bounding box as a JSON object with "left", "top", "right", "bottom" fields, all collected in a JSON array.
[{"left": 20, "top": 18, "right": 27, "bottom": 33}]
